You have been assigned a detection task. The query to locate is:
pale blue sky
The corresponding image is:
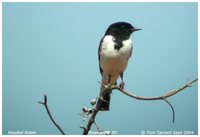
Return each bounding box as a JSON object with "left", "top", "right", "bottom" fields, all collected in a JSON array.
[{"left": 3, "top": 2, "right": 198, "bottom": 135}]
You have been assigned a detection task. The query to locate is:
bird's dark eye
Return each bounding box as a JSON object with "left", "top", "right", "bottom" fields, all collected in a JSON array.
[{"left": 122, "top": 25, "right": 127, "bottom": 31}]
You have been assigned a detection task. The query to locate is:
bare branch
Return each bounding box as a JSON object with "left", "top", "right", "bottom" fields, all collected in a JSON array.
[
  {"left": 111, "top": 78, "right": 198, "bottom": 100},
  {"left": 82, "top": 108, "right": 99, "bottom": 135},
  {"left": 82, "top": 90, "right": 108, "bottom": 135},
  {"left": 39, "top": 79, "right": 197, "bottom": 135},
  {"left": 39, "top": 95, "right": 66, "bottom": 135},
  {"left": 81, "top": 78, "right": 198, "bottom": 135}
]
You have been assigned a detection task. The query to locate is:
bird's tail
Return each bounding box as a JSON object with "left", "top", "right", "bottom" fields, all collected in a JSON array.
[
  {"left": 97, "top": 75, "right": 118, "bottom": 111},
  {"left": 97, "top": 84, "right": 111, "bottom": 111}
]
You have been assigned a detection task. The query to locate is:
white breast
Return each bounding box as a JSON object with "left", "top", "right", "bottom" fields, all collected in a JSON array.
[{"left": 100, "top": 35, "right": 132, "bottom": 77}]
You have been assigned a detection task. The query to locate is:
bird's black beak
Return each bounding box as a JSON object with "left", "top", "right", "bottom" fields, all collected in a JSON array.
[{"left": 132, "top": 28, "right": 142, "bottom": 32}]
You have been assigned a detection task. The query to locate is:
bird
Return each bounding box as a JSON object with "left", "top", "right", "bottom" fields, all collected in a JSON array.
[{"left": 97, "top": 22, "right": 141, "bottom": 111}]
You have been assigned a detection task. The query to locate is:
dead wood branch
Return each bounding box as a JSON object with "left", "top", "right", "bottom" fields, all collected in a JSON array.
[
  {"left": 81, "top": 78, "right": 198, "bottom": 135},
  {"left": 111, "top": 78, "right": 198, "bottom": 100},
  {"left": 39, "top": 95, "right": 66, "bottom": 135},
  {"left": 38, "top": 78, "right": 197, "bottom": 135}
]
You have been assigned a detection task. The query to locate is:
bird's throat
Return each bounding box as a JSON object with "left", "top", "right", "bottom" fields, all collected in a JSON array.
[{"left": 114, "top": 41, "right": 123, "bottom": 50}]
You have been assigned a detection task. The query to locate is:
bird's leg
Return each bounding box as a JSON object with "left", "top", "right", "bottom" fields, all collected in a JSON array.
[
  {"left": 119, "top": 73, "right": 125, "bottom": 90},
  {"left": 99, "top": 96, "right": 108, "bottom": 103},
  {"left": 107, "top": 75, "right": 112, "bottom": 94},
  {"left": 108, "top": 75, "right": 111, "bottom": 85},
  {"left": 119, "top": 81, "right": 125, "bottom": 90}
]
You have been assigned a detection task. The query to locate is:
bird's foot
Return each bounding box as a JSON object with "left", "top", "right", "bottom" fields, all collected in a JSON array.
[
  {"left": 119, "top": 81, "right": 125, "bottom": 90},
  {"left": 99, "top": 96, "right": 108, "bottom": 103}
]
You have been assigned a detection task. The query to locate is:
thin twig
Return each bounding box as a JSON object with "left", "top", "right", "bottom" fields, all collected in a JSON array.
[
  {"left": 39, "top": 95, "right": 66, "bottom": 135},
  {"left": 163, "top": 98, "right": 175, "bottom": 123},
  {"left": 93, "top": 121, "right": 100, "bottom": 131},
  {"left": 111, "top": 78, "right": 198, "bottom": 100}
]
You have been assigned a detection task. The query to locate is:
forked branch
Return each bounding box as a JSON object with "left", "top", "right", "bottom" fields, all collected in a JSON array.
[
  {"left": 81, "top": 78, "right": 198, "bottom": 135},
  {"left": 38, "top": 95, "right": 66, "bottom": 135},
  {"left": 38, "top": 78, "right": 197, "bottom": 135}
]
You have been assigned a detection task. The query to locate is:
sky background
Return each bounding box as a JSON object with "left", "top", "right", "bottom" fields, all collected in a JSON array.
[{"left": 2, "top": 2, "right": 198, "bottom": 135}]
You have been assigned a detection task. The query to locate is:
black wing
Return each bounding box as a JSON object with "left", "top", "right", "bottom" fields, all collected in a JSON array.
[
  {"left": 130, "top": 44, "right": 133, "bottom": 57},
  {"left": 98, "top": 38, "right": 103, "bottom": 76}
]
